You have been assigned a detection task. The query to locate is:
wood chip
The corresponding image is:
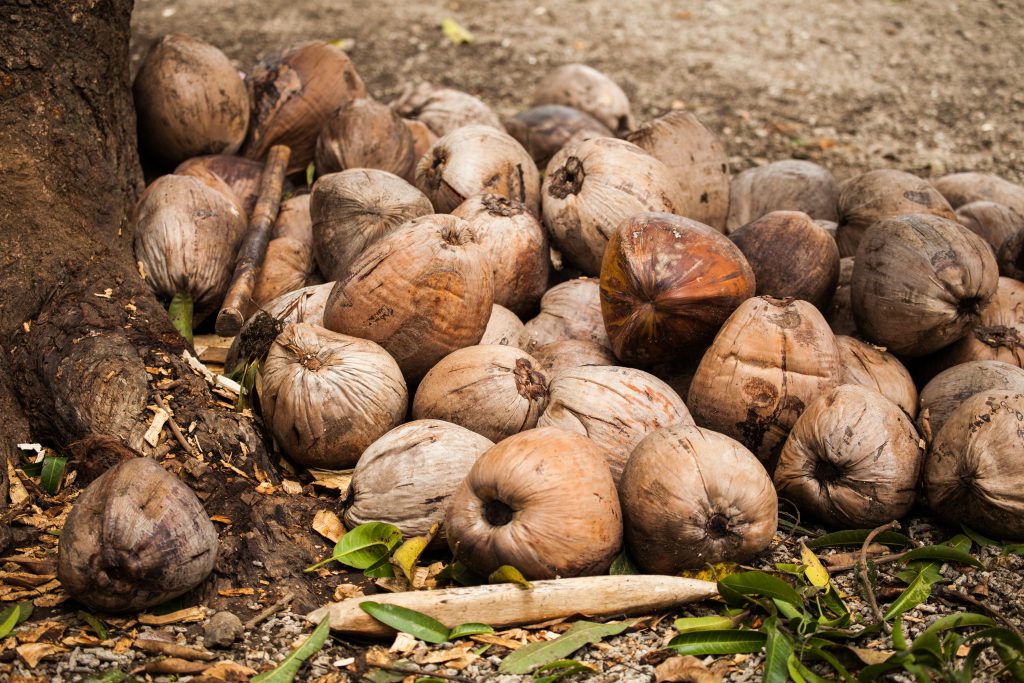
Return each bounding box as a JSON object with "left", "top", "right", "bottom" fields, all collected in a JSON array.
[
  {"left": 143, "top": 406, "right": 169, "bottom": 447},
  {"left": 313, "top": 510, "right": 345, "bottom": 543},
  {"left": 365, "top": 645, "right": 392, "bottom": 667},
  {"left": 210, "top": 515, "right": 233, "bottom": 525},
  {"left": 193, "top": 334, "right": 235, "bottom": 364},
  {"left": 333, "top": 583, "right": 365, "bottom": 601},
  {"left": 307, "top": 468, "right": 354, "bottom": 491},
  {"left": 138, "top": 606, "right": 206, "bottom": 625},
  {"left": 7, "top": 461, "right": 30, "bottom": 506},
  {"left": 218, "top": 587, "right": 255, "bottom": 597},
  {"left": 281, "top": 479, "right": 303, "bottom": 495},
  {"left": 389, "top": 631, "right": 418, "bottom": 654},
  {"left": 16, "top": 643, "right": 67, "bottom": 668},
  {"left": 0, "top": 572, "right": 56, "bottom": 588},
  {"left": 201, "top": 660, "right": 259, "bottom": 680},
  {"left": 33, "top": 591, "right": 69, "bottom": 608}
]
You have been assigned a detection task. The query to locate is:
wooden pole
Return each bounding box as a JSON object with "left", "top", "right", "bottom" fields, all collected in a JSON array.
[{"left": 215, "top": 145, "right": 291, "bottom": 337}]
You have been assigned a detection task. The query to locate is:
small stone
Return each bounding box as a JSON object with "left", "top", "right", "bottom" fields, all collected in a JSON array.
[{"left": 204, "top": 611, "right": 244, "bottom": 649}]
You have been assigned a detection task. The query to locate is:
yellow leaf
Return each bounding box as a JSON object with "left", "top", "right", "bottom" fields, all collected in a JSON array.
[
  {"left": 801, "top": 543, "right": 830, "bottom": 589},
  {"left": 441, "top": 18, "right": 475, "bottom": 45},
  {"left": 678, "top": 562, "right": 742, "bottom": 582},
  {"left": 392, "top": 523, "right": 439, "bottom": 583},
  {"left": 488, "top": 565, "right": 533, "bottom": 589}
]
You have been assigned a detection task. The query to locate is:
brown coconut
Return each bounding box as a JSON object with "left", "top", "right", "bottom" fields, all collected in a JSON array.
[
  {"left": 836, "top": 336, "right": 918, "bottom": 418},
  {"left": 997, "top": 227, "right": 1024, "bottom": 281},
  {"left": 542, "top": 136, "right": 686, "bottom": 274},
  {"left": 503, "top": 105, "right": 613, "bottom": 167},
  {"left": 851, "top": 213, "right": 999, "bottom": 358},
  {"left": 413, "top": 345, "right": 548, "bottom": 442},
  {"left": 531, "top": 64, "right": 633, "bottom": 135},
  {"left": 956, "top": 201, "right": 1024, "bottom": 252},
  {"left": 133, "top": 34, "right": 249, "bottom": 166},
  {"left": 315, "top": 97, "right": 417, "bottom": 180},
  {"left": 251, "top": 237, "right": 316, "bottom": 309},
  {"left": 532, "top": 339, "right": 617, "bottom": 377},
  {"left": 917, "top": 360, "right": 1024, "bottom": 443},
  {"left": 931, "top": 277, "right": 1024, "bottom": 371},
  {"left": 415, "top": 125, "right": 540, "bottom": 215},
  {"left": 445, "top": 427, "right": 622, "bottom": 579},
  {"left": 836, "top": 170, "right": 955, "bottom": 257},
  {"left": 260, "top": 323, "right": 407, "bottom": 469},
  {"left": 726, "top": 160, "right": 840, "bottom": 233},
  {"left": 524, "top": 278, "right": 611, "bottom": 351},
  {"left": 273, "top": 194, "right": 313, "bottom": 243},
  {"left": 925, "top": 390, "right": 1024, "bottom": 540},
  {"left": 826, "top": 257, "right": 857, "bottom": 336},
  {"left": 243, "top": 41, "right": 367, "bottom": 173},
  {"left": 451, "top": 194, "right": 550, "bottom": 316},
  {"left": 728, "top": 210, "right": 840, "bottom": 309},
  {"left": 405, "top": 119, "right": 439, "bottom": 166},
  {"left": 774, "top": 385, "right": 923, "bottom": 528},
  {"left": 57, "top": 456, "right": 218, "bottom": 613},
  {"left": 933, "top": 172, "right": 1024, "bottom": 216},
  {"left": 600, "top": 212, "right": 756, "bottom": 365},
  {"left": 342, "top": 420, "right": 494, "bottom": 542},
  {"left": 175, "top": 154, "right": 263, "bottom": 217},
  {"left": 322, "top": 214, "right": 493, "bottom": 382},
  {"left": 626, "top": 111, "right": 731, "bottom": 231},
  {"left": 391, "top": 82, "right": 504, "bottom": 137},
  {"left": 688, "top": 296, "right": 842, "bottom": 466},
  {"left": 310, "top": 169, "right": 433, "bottom": 281},
  {"left": 480, "top": 305, "right": 529, "bottom": 349},
  {"left": 538, "top": 365, "right": 693, "bottom": 481},
  {"left": 619, "top": 424, "right": 778, "bottom": 574}
]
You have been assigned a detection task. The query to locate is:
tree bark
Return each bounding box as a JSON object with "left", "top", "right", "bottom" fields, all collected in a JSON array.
[{"left": 0, "top": 1, "right": 327, "bottom": 611}]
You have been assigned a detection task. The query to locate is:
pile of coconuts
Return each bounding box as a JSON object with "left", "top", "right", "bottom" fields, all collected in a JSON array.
[{"left": 58, "top": 32, "right": 1024, "bottom": 612}]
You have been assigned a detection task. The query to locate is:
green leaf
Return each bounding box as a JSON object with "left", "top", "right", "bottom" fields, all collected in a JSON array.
[
  {"left": 18, "top": 461, "right": 43, "bottom": 477},
  {"left": 667, "top": 629, "right": 767, "bottom": 656},
  {"left": 448, "top": 622, "right": 493, "bottom": 639},
  {"left": 608, "top": 552, "right": 639, "bottom": 575},
  {"left": 763, "top": 617, "right": 794, "bottom": 683},
  {"left": 884, "top": 566, "right": 943, "bottom": 621},
  {"left": 168, "top": 292, "right": 194, "bottom": 345},
  {"left": 358, "top": 602, "right": 450, "bottom": 644},
  {"left": 498, "top": 619, "right": 635, "bottom": 674},
  {"left": 899, "top": 545, "right": 983, "bottom": 568},
  {"left": 0, "top": 601, "right": 33, "bottom": 638},
  {"left": 533, "top": 659, "right": 596, "bottom": 683},
  {"left": 960, "top": 525, "right": 1000, "bottom": 548},
  {"left": 305, "top": 162, "right": 316, "bottom": 188},
  {"left": 391, "top": 524, "right": 438, "bottom": 583},
  {"left": 441, "top": 18, "right": 474, "bottom": 44},
  {"left": 250, "top": 615, "right": 331, "bottom": 682},
  {"left": 40, "top": 455, "right": 67, "bottom": 494},
  {"left": 917, "top": 613, "right": 994, "bottom": 643},
  {"left": 788, "top": 652, "right": 835, "bottom": 683},
  {"left": 488, "top": 564, "right": 533, "bottom": 589},
  {"left": 806, "top": 529, "right": 911, "bottom": 549},
  {"left": 436, "top": 561, "right": 485, "bottom": 587},
  {"left": 236, "top": 358, "right": 261, "bottom": 412},
  {"left": 0, "top": 606, "right": 20, "bottom": 639},
  {"left": 718, "top": 571, "right": 804, "bottom": 608},
  {"left": 673, "top": 615, "right": 737, "bottom": 634},
  {"left": 83, "top": 672, "right": 133, "bottom": 683},
  {"left": 364, "top": 556, "right": 395, "bottom": 578},
  {"left": 307, "top": 522, "right": 402, "bottom": 571},
  {"left": 944, "top": 534, "right": 973, "bottom": 554},
  {"left": 77, "top": 611, "right": 109, "bottom": 640}
]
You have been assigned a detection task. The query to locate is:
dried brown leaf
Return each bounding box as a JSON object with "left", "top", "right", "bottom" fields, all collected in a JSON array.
[
  {"left": 16, "top": 642, "right": 67, "bottom": 667},
  {"left": 313, "top": 509, "right": 346, "bottom": 543},
  {"left": 137, "top": 606, "right": 206, "bottom": 625}
]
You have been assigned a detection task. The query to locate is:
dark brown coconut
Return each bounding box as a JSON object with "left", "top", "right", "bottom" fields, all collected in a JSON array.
[
  {"left": 726, "top": 160, "right": 840, "bottom": 233},
  {"left": 251, "top": 237, "right": 315, "bottom": 309},
  {"left": 503, "top": 105, "right": 613, "bottom": 167},
  {"left": 415, "top": 125, "right": 540, "bottom": 215},
  {"left": 531, "top": 339, "right": 617, "bottom": 377},
  {"left": 851, "top": 213, "right": 999, "bottom": 358},
  {"left": 997, "top": 227, "right": 1024, "bottom": 281},
  {"left": 342, "top": 420, "right": 494, "bottom": 542},
  {"left": 538, "top": 364, "right": 693, "bottom": 481},
  {"left": 413, "top": 345, "right": 548, "bottom": 442},
  {"left": 391, "top": 82, "right": 505, "bottom": 137},
  {"left": 600, "top": 212, "right": 756, "bottom": 365},
  {"left": 480, "top": 305, "right": 529, "bottom": 349},
  {"left": 619, "top": 424, "right": 778, "bottom": 574},
  {"left": 826, "top": 257, "right": 857, "bottom": 336},
  {"left": 524, "top": 278, "right": 611, "bottom": 351},
  {"left": 688, "top": 297, "right": 843, "bottom": 466},
  {"left": 542, "top": 136, "right": 686, "bottom": 274},
  {"left": 531, "top": 64, "right": 633, "bottom": 135},
  {"left": 931, "top": 277, "right": 1024, "bottom": 371},
  {"left": 916, "top": 360, "right": 1024, "bottom": 443},
  {"left": 836, "top": 336, "right": 918, "bottom": 418},
  {"left": 445, "top": 427, "right": 622, "bottom": 579},
  {"left": 133, "top": 34, "right": 249, "bottom": 166},
  {"left": 132, "top": 174, "right": 247, "bottom": 321},
  {"left": 451, "top": 194, "right": 550, "bottom": 316},
  {"left": 243, "top": 41, "right": 367, "bottom": 173},
  {"left": 836, "top": 170, "right": 956, "bottom": 257},
  {"left": 728, "top": 211, "right": 839, "bottom": 309},
  {"left": 933, "top": 172, "right": 1024, "bottom": 216},
  {"left": 322, "top": 214, "right": 493, "bottom": 382},
  {"left": 956, "top": 201, "right": 1024, "bottom": 252},
  {"left": 649, "top": 351, "right": 707, "bottom": 403},
  {"left": 310, "top": 169, "right": 433, "bottom": 281},
  {"left": 260, "top": 323, "right": 407, "bottom": 469},
  {"left": 175, "top": 154, "right": 264, "bottom": 217},
  {"left": 775, "top": 385, "right": 922, "bottom": 529},
  {"left": 925, "top": 390, "right": 1024, "bottom": 540},
  {"left": 57, "top": 457, "right": 218, "bottom": 612},
  {"left": 626, "top": 111, "right": 731, "bottom": 231},
  {"left": 315, "top": 98, "right": 417, "bottom": 180}
]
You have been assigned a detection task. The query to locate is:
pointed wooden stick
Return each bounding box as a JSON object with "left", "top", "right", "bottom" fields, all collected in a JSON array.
[
  {"left": 215, "top": 144, "right": 291, "bottom": 336},
  {"left": 307, "top": 575, "right": 718, "bottom": 638}
]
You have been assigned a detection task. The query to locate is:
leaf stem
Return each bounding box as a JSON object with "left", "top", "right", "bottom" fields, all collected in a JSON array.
[
  {"left": 168, "top": 292, "right": 194, "bottom": 345},
  {"left": 859, "top": 521, "right": 901, "bottom": 633}
]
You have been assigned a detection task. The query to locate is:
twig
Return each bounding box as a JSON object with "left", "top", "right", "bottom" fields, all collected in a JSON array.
[
  {"left": 153, "top": 393, "right": 196, "bottom": 458},
  {"left": 937, "top": 586, "right": 1024, "bottom": 639},
  {"left": 369, "top": 664, "right": 475, "bottom": 683},
  {"left": 859, "top": 520, "right": 901, "bottom": 634},
  {"left": 244, "top": 591, "right": 294, "bottom": 629},
  {"left": 827, "top": 551, "right": 909, "bottom": 573},
  {"left": 133, "top": 638, "right": 216, "bottom": 661}
]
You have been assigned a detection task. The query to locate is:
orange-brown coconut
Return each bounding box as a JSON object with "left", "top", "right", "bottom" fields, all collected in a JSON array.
[
  {"left": 524, "top": 278, "right": 610, "bottom": 351},
  {"left": 445, "top": 427, "right": 622, "bottom": 579},
  {"left": 315, "top": 97, "right": 417, "bottom": 180},
  {"left": 531, "top": 339, "right": 617, "bottom": 377},
  {"left": 480, "top": 305, "right": 529, "bottom": 349},
  {"left": 175, "top": 154, "right": 263, "bottom": 217},
  {"left": 726, "top": 160, "right": 839, "bottom": 233}
]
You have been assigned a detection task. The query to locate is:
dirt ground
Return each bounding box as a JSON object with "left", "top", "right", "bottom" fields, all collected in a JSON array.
[{"left": 130, "top": 0, "right": 1024, "bottom": 183}]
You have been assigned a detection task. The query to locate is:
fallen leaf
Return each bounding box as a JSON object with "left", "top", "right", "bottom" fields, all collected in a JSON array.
[
  {"left": 281, "top": 479, "right": 303, "bottom": 495},
  {"left": 441, "top": 17, "right": 474, "bottom": 44},
  {"left": 7, "top": 462, "right": 30, "bottom": 505},
  {"left": 202, "top": 660, "right": 259, "bottom": 682},
  {"left": 313, "top": 510, "right": 346, "bottom": 543},
  {"left": 845, "top": 645, "right": 895, "bottom": 665},
  {"left": 138, "top": 606, "right": 206, "bottom": 625},
  {"left": 470, "top": 633, "right": 524, "bottom": 650},
  {"left": 210, "top": 515, "right": 233, "bottom": 525},
  {"left": 333, "top": 583, "right": 365, "bottom": 601},
  {"left": 17, "top": 621, "right": 65, "bottom": 644},
  {"left": 132, "top": 658, "right": 211, "bottom": 675},
  {"left": 33, "top": 591, "right": 69, "bottom": 608},
  {"left": 16, "top": 642, "right": 67, "bottom": 667},
  {"left": 307, "top": 468, "right": 354, "bottom": 491},
  {"left": 365, "top": 645, "right": 392, "bottom": 667},
  {"left": 957, "top": 644, "right": 971, "bottom": 657},
  {"left": 655, "top": 655, "right": 719, "bottom": 683}
]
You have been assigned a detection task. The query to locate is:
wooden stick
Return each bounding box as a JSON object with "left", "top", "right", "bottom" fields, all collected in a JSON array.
[
  {"left": 307, "top": 575, "right": 718, "bottom": 639},
  {"left": 859, "top": 520, "right": 900, "bottom": 634},
  {"left": 215, "top": 145, "right": 291, "bottom": 336}
]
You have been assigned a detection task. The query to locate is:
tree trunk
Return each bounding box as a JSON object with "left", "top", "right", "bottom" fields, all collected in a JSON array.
[{"left": 0, "top": 1, "right": 327, "bottom": 612}]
